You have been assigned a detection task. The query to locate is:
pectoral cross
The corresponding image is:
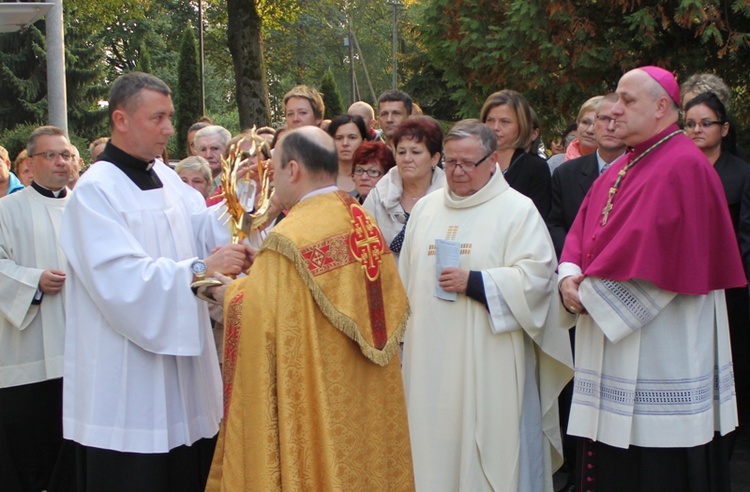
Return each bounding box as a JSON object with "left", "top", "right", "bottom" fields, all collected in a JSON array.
[{"left": 601, "top": 187, "right": 617, "bottom": 226}]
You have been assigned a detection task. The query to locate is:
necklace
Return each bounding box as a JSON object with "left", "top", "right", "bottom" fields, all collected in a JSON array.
[
  {"left": 600, "top": 130, "right": 683, "bottom": 226},
  {"left": 401, "top": 191, "right": 424, "bottom": 202}
]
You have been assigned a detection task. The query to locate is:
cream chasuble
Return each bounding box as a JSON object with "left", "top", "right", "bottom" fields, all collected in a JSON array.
[
  {"left": 400, "top": 167, "right": 573, "bottom": 492},
  {"left": 61, "top": 160, "right": 228, "bottom": 453},
  {"left": 0, "top": 187, "right": 67, "bottom": 388}
]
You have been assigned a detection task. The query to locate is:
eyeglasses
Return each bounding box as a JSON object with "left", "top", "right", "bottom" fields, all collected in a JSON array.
[
  {"left": 685, "top": 120, "right": 724, "bottom": 130},
  {"left": 596, "top": 115, "right": 616, "bottom": 124},
  {"left": 352, "top": 168, "right": 383, "bottom": 178},
  {"left": 443, "top": 151, "right": 493, "bottom": 172},
  {"left": 32, "top": 151, "right": 73, "bottom": 162}
]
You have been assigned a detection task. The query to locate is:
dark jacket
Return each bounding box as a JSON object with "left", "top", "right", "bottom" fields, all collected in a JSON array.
[
  {"left": 504, "top": 148, "right": 552, "bottom": 221},
  {"left": 546, "top": 153, "right": 599, "bottom": 259}
]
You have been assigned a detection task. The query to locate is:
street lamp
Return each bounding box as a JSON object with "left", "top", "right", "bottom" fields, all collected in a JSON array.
[{"left": 386, "top": 0, "right": 403, "bottom": 90}]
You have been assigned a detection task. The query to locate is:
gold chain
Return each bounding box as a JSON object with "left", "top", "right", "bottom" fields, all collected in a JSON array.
[{"left": 601, "top": 130, "right": 683, "bottom": 226}]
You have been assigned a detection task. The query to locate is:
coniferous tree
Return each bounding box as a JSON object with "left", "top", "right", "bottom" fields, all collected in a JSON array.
[
  {"left": 320, "top": 69, "right": 344, "bottom": 118},
  {"left": 135, "top": 42, "right": 153, "bottom": 74},
  {"left": 175, "top": 28, "right": 203, "bottom": 158},
  {"left": 65, "top": 23, "right": 108, "bottom": 143},
  {"left": 0, "top": 23, "right": 47, "bottom": 133}
]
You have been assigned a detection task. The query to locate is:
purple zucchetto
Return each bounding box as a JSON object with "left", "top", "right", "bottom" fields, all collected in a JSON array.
[{"left": 639, "top": 66, "right": 680, "bottom": 106}]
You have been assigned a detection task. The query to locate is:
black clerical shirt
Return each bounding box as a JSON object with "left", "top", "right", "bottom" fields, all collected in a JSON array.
[
  {"left": 31, "top": 181, "right": 67, "bottom": 199},
  {"left": 97, "top": 142, "right": 163, "bottom": 190}
]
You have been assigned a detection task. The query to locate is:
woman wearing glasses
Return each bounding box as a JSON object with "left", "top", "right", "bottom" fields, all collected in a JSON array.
[
  {"left": 480, "top": 90, "right": 551, "bottom": 219},
  {"left": 684, "top": 92, "right": 748, "bottom": 226},
  {"left": 685, "top": 91, "right": 750, "bottom": 423},
  {"left": 350, "top": 141, "right": 395, "bottom": 203},
  {"left": 364, "top": 116, "right": 445, "bottom": 259}
]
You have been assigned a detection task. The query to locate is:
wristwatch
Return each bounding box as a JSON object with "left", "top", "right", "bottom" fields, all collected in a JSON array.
[{"left": 190, "top": 259, "right": 208, "bottom": 281}]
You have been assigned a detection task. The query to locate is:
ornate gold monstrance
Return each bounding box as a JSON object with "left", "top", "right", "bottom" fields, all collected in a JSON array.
[{"left": 192, "top": 128, "right": 274, "bottom": 297}]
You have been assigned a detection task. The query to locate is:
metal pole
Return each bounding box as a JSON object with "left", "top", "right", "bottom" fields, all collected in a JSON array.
[
  {"left": 387, "top": 1, "right": 403, "bottom": 90},
  {"left": 46, "top": 0, "right": 68, "bottom": 135},
  {"left": 198, "top": 0, "right": 206, "bottom": 116},
  {"left": 350, "top": 30, "right": 377, "bottom": 103},
  {"left": 348, "top": 19, "right": 355, "bottom": 104}
]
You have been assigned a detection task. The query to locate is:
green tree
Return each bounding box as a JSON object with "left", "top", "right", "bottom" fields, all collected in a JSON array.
[
  {"left": 415, "top": 0, "right": 750, "bottom": 144},
  {"left": 226, "top": 0, "right": 271, "bottom": 129},
  {"left": 0, "top": 124, "right": 39, "bottom": 163},
  {"left": 175, "top": 28, "right": 203, "bottom": 158},
  {"left": 400, "top": 2, "right": 459, "bottom": 121},
  {"left": 320, "top": 68, "right": 344, "bottom": 117},
  {"left": 135, "top": 42, "right": 153, "bottom": 73},
  {"left": 0, "top": 24, "right": 47, "bottom": 133},
  {"left": 262, "top": 0, "right": 397, "bottom": 122},
  {"left": 65, "top": 15, "right": 109, "bottom": 142},
  {"left": 74, "top": 0, "right": 238, "bottom": 141},
  {"left": 0, "top": 16, "right": 107, "bottom": 141}
]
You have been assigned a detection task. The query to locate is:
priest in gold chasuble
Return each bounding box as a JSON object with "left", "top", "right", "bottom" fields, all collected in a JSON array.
[{"left": 207, "top": 126, "right": 414, "bottom": 491}]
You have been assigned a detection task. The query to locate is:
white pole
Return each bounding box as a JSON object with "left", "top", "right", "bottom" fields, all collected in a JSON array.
[{"left": 46, "top": 0, "right": 68, "bottom": 135}]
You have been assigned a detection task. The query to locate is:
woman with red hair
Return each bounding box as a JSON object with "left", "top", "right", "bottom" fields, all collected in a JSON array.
[{"left": 351, "top": 141, "right": 395, "bottom": 203}]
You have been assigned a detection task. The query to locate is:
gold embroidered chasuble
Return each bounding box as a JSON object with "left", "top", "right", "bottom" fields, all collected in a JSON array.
[{"left": 207, "top": 191, "right": 414, "bottom": 491}]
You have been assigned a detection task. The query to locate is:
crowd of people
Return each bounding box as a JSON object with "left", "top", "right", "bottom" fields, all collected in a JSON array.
[{"left": 1, "top": 65, "right": 748, "bottom": 492}]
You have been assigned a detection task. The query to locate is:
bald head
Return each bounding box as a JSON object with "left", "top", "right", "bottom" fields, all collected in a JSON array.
[
  {"left": 609, "top": 69, "right": 680, "bottom": 146},
  {"left": 272, "top": 126, "right": 338, "bottom": 209},
  {"left": 348, "top": 101, "right": 375, "bottom": 129},
  {"left": 278, "top": 126, "right": 337, "bottom": 177},
  {"left": 632, "top": 69, "right": 679, "bottom": 117}
]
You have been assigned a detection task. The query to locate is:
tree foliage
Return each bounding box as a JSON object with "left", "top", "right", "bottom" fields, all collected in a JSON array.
[
  {"left": 415, "top": 0, "right": 750, "bottom": 141},
  {"left": 135, "top": 42, "right": 153, "bottom": 73},
  {"left": 0, "top": 25, "right": 47, "bottom": 133},
  {"left": 227, "top": 0, "right": 271, "bottom": 129},
  {"left": 0, "top": 15, "right": 108, "bottom": 143},
  {"left": 64, "top": 18, "right": 109, "bottom": 142},
  {"left": 262, "top": 0, "right": 396, "bottom": 122},
  {"left": 320, "top": 68, "right": 345, "bottom": 118},
  {"left": 175, "top": 28, "right": 203, "bottom": 158}
]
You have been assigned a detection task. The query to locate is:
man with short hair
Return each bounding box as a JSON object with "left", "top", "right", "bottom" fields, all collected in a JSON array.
[
  {"left": 283, "top": 85, "right": 325, "bottom": 129},
  {"left": 0, "top": 145, "right": 24, "bottom": 198},
  {"left": 560, "top": 66, "right": 744, "bottom": 490},
  {"left": 60, "top": 72, "right": 250, "bottom": 491},
  {"left": 68, "top": 145, "right": 83, "bottom": 189},
  {"left": 88, "top": 137, "right": 108, "bottom": 163},
  {"left": 377, "top": 89, "right": 412, "bottom": 148},
  {"left": 194, "top": 125, "right": 232, "bottom": 195},
  {"left": 187, "top": 121, "right": 211, "bottom": 156},
  {"left": 547, "top": 93, "right": 627, "bottom": 491},
  {"left": 254, "top": 126, "right": 275, "bottom": 144},
  {"left": 348, "top": 100, "right": 378, "bottom": 140},
  {"left": 0, "top": 126, "right": 71, "bottom": 491},
  {"left": 399, "top": 119, "right": 573, "bottom": 491},
  {"left": 207, "top": 126, "right": 414, "bottom": 491},
  {"left": 548, "top": 93, "right": 626, "bottom": 258},
  {"left": 13, "top": 149, "right": 33, "bottom": 187}
]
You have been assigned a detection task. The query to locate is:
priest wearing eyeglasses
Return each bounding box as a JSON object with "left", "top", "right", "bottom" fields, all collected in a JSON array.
[
  {"left": 399, "top": 119, "right": 573, "bottom": 491},
  {"left": 0, "top": 126, "right": 71, "bottom": 491}
]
